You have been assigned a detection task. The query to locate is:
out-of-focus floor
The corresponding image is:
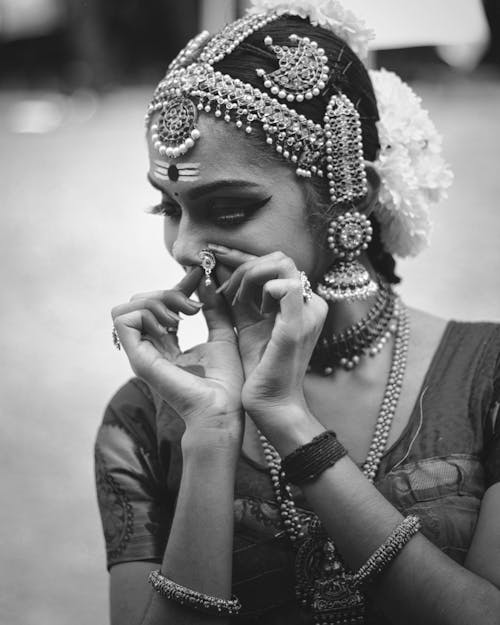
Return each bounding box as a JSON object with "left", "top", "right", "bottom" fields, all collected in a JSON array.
[{"left": 1, "top": 74, "right": 499, "bottom": 625}]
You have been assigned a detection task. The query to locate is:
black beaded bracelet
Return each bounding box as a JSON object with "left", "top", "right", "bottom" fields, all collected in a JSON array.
[{"left": 282, "top": 430, "right": 347, "bottom": 485}]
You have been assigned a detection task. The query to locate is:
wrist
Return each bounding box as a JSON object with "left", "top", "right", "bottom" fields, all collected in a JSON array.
[
  {"left": 248, "top": 403, "right": 325, "bottom": 457},
  {"left": 182, "top": 424, "right": 243, "bottom": 459}
]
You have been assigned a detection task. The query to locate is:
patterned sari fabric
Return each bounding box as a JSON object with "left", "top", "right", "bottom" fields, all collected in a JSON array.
[{"left": 95, "top": 321, "right": 500, "bottom": 623}]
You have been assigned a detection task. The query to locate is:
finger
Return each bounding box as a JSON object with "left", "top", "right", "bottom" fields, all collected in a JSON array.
[
  {"left": 173, "top": 265, "right": 204, "bottom": 295},
  {"left": 112, "top": 299, "right": 181, "bottom": 326},
  {"left": 128, "top": 266, "right": 202, "bottom": 302},
  {"left": 224, "top": 253, "right": 298, "bottom": 304},
  {"left": 126, "top": 309, "right": 180, "bottom": 356},
  {"left": 128, "top": 291, "right": 203, "bottom": 317},
  {"left": 261, "top": 277, "right": 304, "bottom": 322},
  {"left": 207, "top": 244, "right": 258, "bottom": 271},
  {"left": 115, "top": 312, "right": 199, "bottom": 396},
  {"left": 197, "top": 278, "right": 237, "bottom": 343}
]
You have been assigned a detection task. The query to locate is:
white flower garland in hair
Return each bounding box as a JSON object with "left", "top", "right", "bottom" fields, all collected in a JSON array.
[
  {"left": 247, "top": 0, "right": 374, "bottom": 60},
  {"left": 369, "top": 69, "right": 454, "bottom": 257}
]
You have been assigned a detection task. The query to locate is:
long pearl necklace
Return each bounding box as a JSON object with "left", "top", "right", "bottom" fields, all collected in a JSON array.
[{"left": 259, "top": 300, "right": 410, "bottom": 624}]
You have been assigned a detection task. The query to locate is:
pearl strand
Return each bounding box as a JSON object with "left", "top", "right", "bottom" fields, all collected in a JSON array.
[{"left": 259, "top": 298, "right": 410, "bottom": 538}]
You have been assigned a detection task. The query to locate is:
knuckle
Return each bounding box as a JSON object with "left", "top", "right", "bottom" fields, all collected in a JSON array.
[
  {"left": 245, "top": 264, "right": 260, "bottom": 281},
  {"left": 280, "top": 257, "right": 296, "bottom": 273},
  {"left": 271, "top": 250, "right": 286, "bottom": 261},
  {"left": 144, "top": 299, "right": 161, "bottom": 313},
  {"left": 129, "top": 293, "right": 145, "bottom": 302}
]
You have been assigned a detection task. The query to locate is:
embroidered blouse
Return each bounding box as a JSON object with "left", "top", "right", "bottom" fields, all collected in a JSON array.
[{"left": 95, "top": 321, "right": 500, "bottom": 623}]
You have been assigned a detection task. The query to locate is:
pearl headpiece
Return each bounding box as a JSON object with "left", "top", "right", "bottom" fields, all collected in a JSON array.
[
  {"left": 146, "top": 11, "right": 368, "bottom": 205},
  {"left": 146, "top": 1, "right": 453, "bottom": 257}
]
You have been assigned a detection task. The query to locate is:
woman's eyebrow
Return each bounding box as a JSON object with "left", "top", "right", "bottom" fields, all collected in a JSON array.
[
  {"left": 146, "top": 173, "right": 261, "bottom": 198},
  {"left": 185, "top": 180, "right": 261, "bottom": 200}
]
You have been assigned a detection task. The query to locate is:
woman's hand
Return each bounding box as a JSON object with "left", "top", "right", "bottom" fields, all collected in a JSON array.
[
  {"left": 210, "top": 245, "right": 328, "bottom": 429},
  {"left": 111, "top": 267, "right": 245, "bottom": 441}
]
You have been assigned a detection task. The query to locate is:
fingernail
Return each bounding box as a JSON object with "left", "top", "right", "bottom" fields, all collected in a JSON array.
[
  {"left": 215, "top": 280, "right": 229, "bottom": 294},
  {"left": 188, "top": 299, "right": 204, "bottom": 308},
  {"left": 167, "top": 311, "right": 181, "bottom": 321},
  {"left": 231, "top": 287, "right": 241, "bottom": 307},
  {"left": 207, "top": 243, "right": 231, "bottom": 253}
]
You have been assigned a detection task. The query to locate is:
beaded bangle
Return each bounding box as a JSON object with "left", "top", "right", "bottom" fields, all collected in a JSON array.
[
  {"left": 282, "top": 430, "right": 347, "bottom": 485},
  {"left": 148, "top": 570, "right": 242, "bottom": 615},
  {"left": 353, "top": 515, "right": 422, "bottom": 587}
]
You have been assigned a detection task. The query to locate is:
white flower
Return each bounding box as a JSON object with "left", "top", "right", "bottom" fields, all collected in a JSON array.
[
  {"left": 248, "top": 0, "right": 374, "bottom": 60},
  {"left": 369, "top": 69, "right": 453, "bottom": 257}
]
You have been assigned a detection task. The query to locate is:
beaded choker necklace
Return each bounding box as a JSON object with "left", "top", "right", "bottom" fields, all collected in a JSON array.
[
  {"left": 309, "top": 282, "right": 398, "bottom": 375},
  {"left": 260, "top": 300, "right": 410, "bottom": 625}
]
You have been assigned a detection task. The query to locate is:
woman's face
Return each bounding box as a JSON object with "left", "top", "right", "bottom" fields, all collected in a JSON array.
[{"left": 147, "top": 114, "right": 329, "bottom": 285}]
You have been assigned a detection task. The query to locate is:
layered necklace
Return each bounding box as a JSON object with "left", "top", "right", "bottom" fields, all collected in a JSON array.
[
  {"left": 308, "top": 282, "right": 399, "bottom": 375},
  {"left": 259, "top": 297, "right": 410, "bottom": 625}
]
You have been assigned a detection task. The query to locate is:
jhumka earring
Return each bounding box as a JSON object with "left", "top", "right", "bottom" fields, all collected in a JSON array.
[
  {"left": 317, "top": 211, "right": 378, "bottom": 301},
  {"left": 199, "top": 249, "right": 216, "bottom": 286}
]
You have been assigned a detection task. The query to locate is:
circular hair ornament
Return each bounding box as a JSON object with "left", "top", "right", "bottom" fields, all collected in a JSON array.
[
  {"left": 150, "top": 96, "right": 201, "bottom": 158},
  {"left": 256, "top": 34, "right": 329, "bottom": 102}
]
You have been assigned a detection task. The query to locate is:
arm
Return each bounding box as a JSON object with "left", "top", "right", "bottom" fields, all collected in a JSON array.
[
  {"left": 263, "top": 408, "right": 500, "bottom": 625},
  {"left": 110, "top": 430, "right": 240, "bottom": 625},
  {"left": 106, "top": 269, "right": 245, "bottom": 625},
  {"left": 208, "top": 247, "right": 500, "bottom": 625}
]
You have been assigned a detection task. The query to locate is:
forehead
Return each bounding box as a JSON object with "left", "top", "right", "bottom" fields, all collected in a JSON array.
[{"left": 147, "top": 112, "right": 292, "bottom": 186}]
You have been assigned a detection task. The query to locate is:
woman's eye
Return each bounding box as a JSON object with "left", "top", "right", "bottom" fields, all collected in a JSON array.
[
  {"left": 208, "top": 196, "right": 271, "bottom": 227},
  {"left": 147, "top": 195, "right": 271, "bottom": 227},
  {"left": 212, "top": 210, "right": 248, "bottom": 226}
]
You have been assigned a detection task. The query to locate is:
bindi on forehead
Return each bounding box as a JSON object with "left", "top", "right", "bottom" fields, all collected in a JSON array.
[{"left": 152, "top": 160, "right": 201, "bottom": 183}]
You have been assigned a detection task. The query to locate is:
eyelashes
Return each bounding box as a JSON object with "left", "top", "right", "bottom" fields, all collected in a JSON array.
[
  {"left": 147, "top": 196, "right": 271, "bottom": 227},
  {"left": 147, "top": 202, "right": 179, "bottom": 217}
]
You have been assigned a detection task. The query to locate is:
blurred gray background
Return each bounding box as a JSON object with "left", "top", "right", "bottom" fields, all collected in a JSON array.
[{"left": 1, "top": 1, "right": 499, "bottom": 623}]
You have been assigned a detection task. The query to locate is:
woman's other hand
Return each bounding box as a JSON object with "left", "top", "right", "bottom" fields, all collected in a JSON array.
[
  {"left": 111, "top": 266, "right": 244, "bottom": 441},
  {"left": 210, "top": 245, "right": 327, "bottom": 428}
]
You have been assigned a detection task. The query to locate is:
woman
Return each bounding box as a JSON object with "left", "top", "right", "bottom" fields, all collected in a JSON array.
[{"left": 95, "top": 2, "right": 500, "bottom": 623}]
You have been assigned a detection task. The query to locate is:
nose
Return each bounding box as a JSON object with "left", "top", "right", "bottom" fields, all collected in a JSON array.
[{"left": 169, "top": 216, "right": 207, "bottom": 267}]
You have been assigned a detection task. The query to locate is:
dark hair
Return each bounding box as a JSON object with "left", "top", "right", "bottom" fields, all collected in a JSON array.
[{"left": 212, "top": 15, "right": 400, "bottom": 284}]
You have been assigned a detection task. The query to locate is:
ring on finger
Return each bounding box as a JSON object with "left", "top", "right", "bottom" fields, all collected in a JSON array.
[
  {"left": 299, "top": 271, "right": 313, "bottom": 303},
  {"left": 112, "top": 325, "right": 121, "bottom": 350},
  {"left": 166, "top": 326, "right": 178, "bottom": 334}
]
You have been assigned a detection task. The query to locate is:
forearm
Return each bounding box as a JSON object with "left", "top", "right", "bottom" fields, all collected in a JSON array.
[
  {"left": 265, "top": 410, "right": 500, "bottom": 625},
  {"left": 142, "top": 429, "right": 240, "bottom": 625}
]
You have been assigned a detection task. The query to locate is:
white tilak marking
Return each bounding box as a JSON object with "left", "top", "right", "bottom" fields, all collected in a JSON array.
[
  {"left": 154, "top": 160, "right": 200, "bottom": 171},
  {"left": 154, "top": 166, "right": 199, "bottom": 176},
  {"left": 153, "top": 170, "right": 200, "bottom": 182}
]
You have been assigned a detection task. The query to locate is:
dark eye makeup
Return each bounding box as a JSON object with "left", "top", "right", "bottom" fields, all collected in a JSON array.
[{"left": 147, "top": 195, "right": 272, "bottom": 228}]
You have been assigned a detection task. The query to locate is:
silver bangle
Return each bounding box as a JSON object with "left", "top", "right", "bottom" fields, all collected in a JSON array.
[
  {"left": 148, "top": 569, "right": 242, "bottom": 615},
  {"left": 353, "top": 515, "right": 422, "bottom": 587}
]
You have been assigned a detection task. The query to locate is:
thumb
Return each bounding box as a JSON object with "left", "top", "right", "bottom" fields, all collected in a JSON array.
[{"left": 197, "top": 279, "right": 236, "bottom": 342}]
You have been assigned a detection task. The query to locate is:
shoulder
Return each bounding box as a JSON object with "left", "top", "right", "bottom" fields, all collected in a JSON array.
[
  {"left": 407, "top": 309, "right": 500, "bottom": 422},
  {"left": 104, "top": 377, "right": 156, "bottom": 425},
  {"left": 409, "top": 308, "right": 500, "bottom": 368},
  {"left": 96, "top": 378, "right": 158, "bottom": 464}
]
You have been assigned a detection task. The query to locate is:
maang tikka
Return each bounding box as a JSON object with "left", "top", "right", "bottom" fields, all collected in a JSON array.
[{"left": 317, "top": 211, "right": 378, "bottom": 301}]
